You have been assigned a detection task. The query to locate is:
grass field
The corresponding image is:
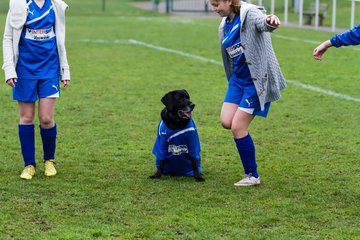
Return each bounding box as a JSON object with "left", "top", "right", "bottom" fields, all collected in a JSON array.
[{"left": 0, "top": 0, "right": 359, "bottom": 239}]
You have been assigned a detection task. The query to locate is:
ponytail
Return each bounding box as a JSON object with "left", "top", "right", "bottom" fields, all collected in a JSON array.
[{"left": 232, "top": 0, "right": 241, "bottom": 14}]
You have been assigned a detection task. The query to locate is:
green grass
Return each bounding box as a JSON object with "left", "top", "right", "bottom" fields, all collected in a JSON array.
[{"left": 0, "top": 0, "right": 359, "bottom": 239}]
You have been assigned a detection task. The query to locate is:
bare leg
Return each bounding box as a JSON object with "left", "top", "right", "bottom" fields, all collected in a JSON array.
[
  {"left": 221, "top": 103, "right": 260, "bottom": 186},
  {"left": 38, "top": 98, "right": 55, "bottom": 128},
  {"left": 231, "top": 109, "right": 255, "bottom": 138},
  {"left": 220, "top": 102, "right": 255, "bottom": 136},
  {"left": 18, "top": 101, "right": 35, "bottom": 125},
  {"left": 220, "top": 102, "right": 238, "bottom": 129}
]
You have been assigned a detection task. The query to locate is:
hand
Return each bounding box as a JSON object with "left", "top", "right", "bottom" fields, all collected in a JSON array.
[
  {"left": 62, "top": 80, "right": 70, "bottom": 90},
  {"left": 266, "top": 15, "right": 281, "bottom": 27},
  {"left": 313, "top": 40, "right": 332, "bottom": 60},
  {"left": 6, "top": 78, "right": 17, "bottom": 88}
]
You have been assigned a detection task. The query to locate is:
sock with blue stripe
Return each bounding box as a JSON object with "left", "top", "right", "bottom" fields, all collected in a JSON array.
[
  {"left": 234, "top": 134, "right": 258, "bottom": 178},
  {"left": 19, "top": 124, "right": 35, "bottom": 166},
  {"left": 40, "top": 124, "right": 57, "bottom": 160}
]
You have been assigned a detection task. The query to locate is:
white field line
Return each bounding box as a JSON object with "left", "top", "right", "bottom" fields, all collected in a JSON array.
[
  {"left": 80, "top": 38, "right": 360, "bottom": 103},
  {"left": 273, "top": 34, "right": 360, "bottom": 51},
  {"left": 286, "top": 80, "right": 360, "bottom": 102},
  {"left": 128, "top": 39, "right": 223, "bottom": 66},
  {"left": 273, "top": 34, "right": 321, "bottom": 45}
]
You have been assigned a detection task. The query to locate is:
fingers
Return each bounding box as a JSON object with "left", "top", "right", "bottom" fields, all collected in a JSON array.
[
  {"left": 266, "top": 15, "right": 281, "bottom": 27},
  {"left": 62, "top": 80, "right": 70, "bottom": 90},
  {"left": 6, "top": 78, "right": 16, "bottom": 88},
  {"left": 313, "top": 48, "right": 323, "bottom": 60},
  {"left": 313, "top": 45, "right": 326, "bottom": 60},
  {"left": 313, "top": 40, "right": 331, "bottom": 60}
]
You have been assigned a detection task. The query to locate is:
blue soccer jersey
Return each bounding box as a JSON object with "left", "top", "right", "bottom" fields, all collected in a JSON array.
[
  {"left": 152, "top": 119, "right": 202, "bottom": 176},
  {"left": 16, "top": 0, "right": 59, "bottom": 79},
  {"left": 222, "top": 14, "right": 271, "bottom": 117},
  {"left": 222, "top": 15, "right": 252, "bottom": 85}
]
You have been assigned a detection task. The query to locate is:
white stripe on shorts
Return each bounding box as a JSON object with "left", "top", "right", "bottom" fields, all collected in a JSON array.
[
  {"left": 238, "top": 107, "right": 254, "bottom": 114},
  {"left": 46, "top": 92, "right": 59, "bottom": 98}
]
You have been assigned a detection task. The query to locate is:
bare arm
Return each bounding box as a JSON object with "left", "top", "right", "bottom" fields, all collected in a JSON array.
[{"left": 313, "top": 40, "right": 332, "bottom": 61}]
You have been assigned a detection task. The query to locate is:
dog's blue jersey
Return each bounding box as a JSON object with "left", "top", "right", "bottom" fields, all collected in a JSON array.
[
  {"left": 16, "top": 0, "right": 59, "bottom": 79},
  {"left": 152, "top": 118, "right": 202, "bottom": 176}
]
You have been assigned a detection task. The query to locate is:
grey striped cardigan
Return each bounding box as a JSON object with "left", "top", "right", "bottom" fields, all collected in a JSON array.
[{"left": 218, "top": 2, "right": 286, "bottom": 111}]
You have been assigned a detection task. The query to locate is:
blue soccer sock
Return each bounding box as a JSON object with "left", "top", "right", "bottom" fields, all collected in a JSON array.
[
  {"left": 40, "top": 124, "right": 57, "bottom": 161},
  {"left": 234, "top": 134, "right": 258, "bottom": 178},
  {"left": 19, "top": 124, "right": 35, "bottom": 166}
]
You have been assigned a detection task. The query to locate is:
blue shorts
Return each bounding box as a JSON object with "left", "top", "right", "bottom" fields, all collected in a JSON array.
[
  {"left": 13, "top": 77, "right": 60, "bottom": 102},
  {"left": 224, "top": 77, "right": 270, "bottom": 117}
]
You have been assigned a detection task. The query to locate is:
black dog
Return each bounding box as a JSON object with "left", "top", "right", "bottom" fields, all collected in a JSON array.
[{"left": 149, "top": 89, "right": 205, "bottom": 181}]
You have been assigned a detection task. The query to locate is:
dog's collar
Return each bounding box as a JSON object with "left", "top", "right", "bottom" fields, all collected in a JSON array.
[{"left": 167, "top": 111, "right": 176, "bottom": 119}]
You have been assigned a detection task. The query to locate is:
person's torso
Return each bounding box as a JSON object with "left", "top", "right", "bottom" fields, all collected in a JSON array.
[
  {"left": 222, "top": 14, "right": 253, "bottom": 86},
  {"left": 16, "top": 0, "right": 59, "bottom": 79}
]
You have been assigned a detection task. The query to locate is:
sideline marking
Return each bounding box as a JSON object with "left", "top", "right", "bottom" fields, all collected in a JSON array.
[
  {"left": 80, "top": 38, "right": 360, "bottom": 103},
  {"left": 273, "top": 34, "right": 360, "bottom": 51},
  {"left": 128, "top": 39, "right": 223, "bottom": 66},
  {"left": 286, "top": 80, "right": 360, "bottom": 102}
]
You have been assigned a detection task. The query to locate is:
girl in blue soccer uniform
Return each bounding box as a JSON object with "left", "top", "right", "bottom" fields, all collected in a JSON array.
[
  {"left": 209, "top": 0, "right": 286, "bottom": 187},
  {"left": 2, "top": 0, "right": 70, "bottom": 179},
  {"left": 313, "top": 24, "right": 360, "bottom": 60}
]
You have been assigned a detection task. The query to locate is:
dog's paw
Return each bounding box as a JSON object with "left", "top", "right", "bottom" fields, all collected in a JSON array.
[
  {"left": 195, "top": 176, "right": 205, "bottom": 182},
  {"left": 149, "top": 173, "right": 162, "bottom": 179}
]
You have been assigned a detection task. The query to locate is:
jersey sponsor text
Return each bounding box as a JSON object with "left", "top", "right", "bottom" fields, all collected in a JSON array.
[
  {"left": 168, "top": 145, "right": 189, "bottom": 155},
  {"left": 226, "top": 42, "right": 244, "bottom": 58},
  {"left": 25, "top": 27, "right": 55, "bottom": 41}
]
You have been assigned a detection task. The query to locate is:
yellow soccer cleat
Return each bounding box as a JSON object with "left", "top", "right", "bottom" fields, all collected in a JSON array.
[
  {"left": 20, "top": 165, "right": 36, "bottom": 180},
  {"left": 44, "top": 160, "right": 57, "bottom": 177}
]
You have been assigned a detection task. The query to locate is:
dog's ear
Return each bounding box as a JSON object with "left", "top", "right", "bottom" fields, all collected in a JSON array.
[
  {"left": 161, "top": 89, "right": 191, "bottom": 112},
  {"left": 177, "top": 89, "right": 190, "bottom": 100},
  {"left": 161, "top": 92, "right": 175, "bottom": 111}
]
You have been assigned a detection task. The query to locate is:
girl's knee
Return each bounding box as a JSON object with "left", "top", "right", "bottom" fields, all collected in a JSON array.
[
  {"left": 20, "top": 116, "right": 34, "bottom": 125},
  {"left": 39, "top": 116, "right": 53, "bottom": 127},
  {"left": 231, "top": 124, "right": 248, "bottom": 138},
  {"left": 221, "top": 119, "right": 232, "bottom": 129}
]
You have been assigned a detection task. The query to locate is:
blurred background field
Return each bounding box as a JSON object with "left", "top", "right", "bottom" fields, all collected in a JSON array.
[
  {"left": 0, "top": 0, "right": 359, "bottom": 239},
  {"left": 0, "top": 0, "right": 358, "bottom": 29}
]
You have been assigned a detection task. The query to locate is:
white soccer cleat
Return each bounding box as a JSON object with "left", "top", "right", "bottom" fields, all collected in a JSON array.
[{"left": 234, "top": 175, "right": 260, "bottom": 187}]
